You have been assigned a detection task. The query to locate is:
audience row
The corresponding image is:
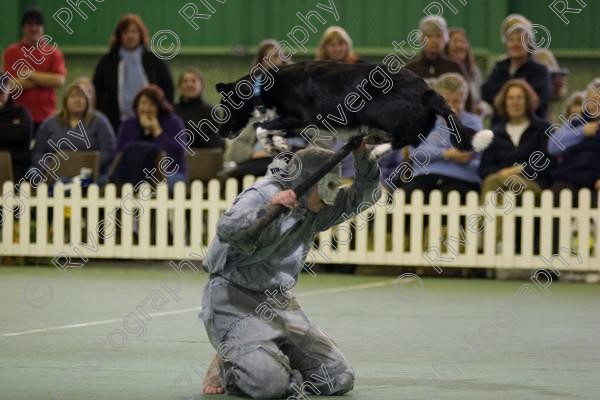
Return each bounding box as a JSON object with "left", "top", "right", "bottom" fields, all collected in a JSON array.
[{"left": 0, "top": 8, "right": 597, "bottom": 204}]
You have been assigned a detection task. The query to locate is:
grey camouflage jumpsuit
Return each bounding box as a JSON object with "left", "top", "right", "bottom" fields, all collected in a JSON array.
[{"left": 200, "top": 146, "right": 380, "bottom": 398}]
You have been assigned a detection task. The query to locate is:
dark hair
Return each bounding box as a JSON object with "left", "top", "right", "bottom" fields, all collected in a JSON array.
[
  {"left": 21, "top": 7, "right": 44, "bottom": 27},
  {"left": 133, "top": 85, "right": 174, "bottom": 115},
  {"left": 109, "top": 14, "right": 149, "bottom": 51},
  {"left": 493, "top": 79, "right": 540, "bottom": 118}
]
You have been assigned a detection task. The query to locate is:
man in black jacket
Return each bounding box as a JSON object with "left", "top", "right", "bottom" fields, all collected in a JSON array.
[{"left": 0, "top": 87, "right": 33, "bottom": 181}]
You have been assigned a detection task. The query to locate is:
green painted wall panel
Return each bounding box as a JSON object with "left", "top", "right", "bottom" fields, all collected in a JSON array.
[
  {"left": 1, "top": 0, "right": 597, "bottom": 53},
  {"left": 511, "top": 0, "right": 600, "bottom": 51}
]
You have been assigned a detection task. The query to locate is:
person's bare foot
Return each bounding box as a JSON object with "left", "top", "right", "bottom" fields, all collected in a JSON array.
[{"left": 202, "top": 354, "right": 224, "bottom": 395}]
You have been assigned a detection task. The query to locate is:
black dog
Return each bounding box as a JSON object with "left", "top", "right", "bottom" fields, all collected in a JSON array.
[{"left": 216, "top": 61, "right": 492, "bottom": 153}]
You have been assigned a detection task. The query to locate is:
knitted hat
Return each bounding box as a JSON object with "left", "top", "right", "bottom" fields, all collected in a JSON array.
[{"left": 266, "top": 146, "right": 342, "bottom": 207}]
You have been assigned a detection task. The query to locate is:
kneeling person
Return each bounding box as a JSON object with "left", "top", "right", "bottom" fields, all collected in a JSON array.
[{"left": 200, "top": 142, "right": 380, "bottom": 398}]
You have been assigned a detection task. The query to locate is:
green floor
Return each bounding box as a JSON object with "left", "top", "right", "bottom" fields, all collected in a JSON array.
[{"left": 1, "top": 265, "right": 599, "bottom": 400}]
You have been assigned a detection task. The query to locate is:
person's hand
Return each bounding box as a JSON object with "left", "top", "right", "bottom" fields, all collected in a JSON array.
[
  {"left": 148, "top": 115, "right": 162, "bottom": 137},
  {"left": 139, "top": 113, "right": 152, "bottom": 131},
  {"left": 140, "top": 114, "right": 162, "bottom": 137},
  {"left": 595, "top": 179, "right": 600, "bottom": 191},
  {"left": 444, "top": 148, "right": 474, "bottom": 164},
  {"left": 583, "top": 121, "right": 599, "bottom": 138},
  {"left": 271, "top": 189, "right": 296, "bottom": 209}
]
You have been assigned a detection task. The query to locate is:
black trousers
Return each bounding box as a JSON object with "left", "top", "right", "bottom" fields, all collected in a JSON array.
[{"left": 400, "top": 174, "right": 480, "bottom": 203}]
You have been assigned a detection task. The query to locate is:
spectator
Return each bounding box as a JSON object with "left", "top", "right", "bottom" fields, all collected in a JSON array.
[
  {"left": 252, "top": 39, "right": 292, "bottom": 69},
  {"left": 2, "top": 7, "right": 67, "bottom": 133},
  {"left": 479, "top": 79, "right": 551, "bottom": 198},
  {"left": 500, "top": 14, "right": 568, "bottom": 102},
  {"left": 116, "top": 85, "right": 187, "bottom": 188},
  {"left": 0, "top": 78, "right": 33, "bottom": 181},
  {"left": 316, "top": 26, "right": 365, "bottom": 64},
  {"left": 445, "top": 28, "right": 490, "bottom": 116},
  {"left": 406, "top": 17, "right": 468, "bottom": 88},
  {"left": 93, "top": 14, "right": 174, "bottom": 133},
  {"left": 482, "top": 19, "right": 551, "bottom": 124},
  {"left": 402, "top": 73, "right": 483, "bottom": 203},
  {"left": 72, "top": 77, "right": 97, "bottom": 109},
  {"left": 32, "top": 81, "right": 116, "bottom": 177},
  {"left": 174, "top": 67, "right": 224, "bottom": 150},
  {"left": 548, "top": 79, "right": 600, "bottom": 206},
  {"left": 316, "top": 27, "right": 366, "bottom": 181},
  {"left": 226, "top": 40, "right": 303, "bottom": 176}
]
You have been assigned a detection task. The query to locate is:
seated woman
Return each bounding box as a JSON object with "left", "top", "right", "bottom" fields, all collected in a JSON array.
[
  {"left": 479, "top": 79, "right": 552, "bottom": 199},
  {"left": 116, "top": 85, "right": 187, "bottom": 188},
  {"left": 548, "top": 79, "right": 600, "bottom": 207},
  {"left": 0, "top": 77, "right": 33, "bottom": 182},
  {"left": 402, "top": 73, "right": 483, "bottom": 203},
  {"left": 32, "top": 80, "right": 116, "bottom": 179},
  {"left": 174, "top": 67, "right": 224, "bottom": 150}
]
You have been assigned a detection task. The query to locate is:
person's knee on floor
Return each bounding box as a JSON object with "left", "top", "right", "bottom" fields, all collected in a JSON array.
[
  {"left": 224, "top": 341, "right": 301, "bottom": 399},
  {"left": 296, "top": 361, "right": 355, "bottom": 396}
]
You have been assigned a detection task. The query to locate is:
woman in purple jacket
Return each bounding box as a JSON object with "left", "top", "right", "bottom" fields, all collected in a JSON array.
[{"left": 116, "top": 85, "right": 187, "bottom": 188}]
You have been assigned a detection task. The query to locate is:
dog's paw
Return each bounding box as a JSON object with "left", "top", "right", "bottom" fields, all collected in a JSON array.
[
  {"left": 472, "top": 129, "right": 494, "bottom": 152},
  {"left": 369, "top": 143, "right": 392, "bottom": 161}
]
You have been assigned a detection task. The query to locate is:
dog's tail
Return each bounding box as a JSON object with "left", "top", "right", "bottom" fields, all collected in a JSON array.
[{"left": 428, "top": 90, "right": 493, "bottom": 152}]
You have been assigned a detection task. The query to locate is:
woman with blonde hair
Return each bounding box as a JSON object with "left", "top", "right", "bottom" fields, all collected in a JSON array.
[
  {"left": 316, "top": 27, "right": 365, "bottom": 181},
  {"left": 315, "top": 26, "right": 363, "bottom": 64},
  {"left": 32, "top": 80, "right": 116, "bottom": 175}
]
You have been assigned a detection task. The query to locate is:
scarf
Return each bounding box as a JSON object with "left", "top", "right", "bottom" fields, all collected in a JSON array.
[{"left": 118, "top": 46, "right": 148, "bottom": 122}]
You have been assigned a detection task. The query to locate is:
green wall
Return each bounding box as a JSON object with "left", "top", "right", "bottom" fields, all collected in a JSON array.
[
  {"left": 1, "top": 0, "right": 599, "bottom": 105},
  {"left": 2, "top": 0, "right": 599, "bottom": 53}
]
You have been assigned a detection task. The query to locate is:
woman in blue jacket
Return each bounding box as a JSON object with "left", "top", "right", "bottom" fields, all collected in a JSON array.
[{"left": 548, "top": 79, "right": 600, "bottom": 206}]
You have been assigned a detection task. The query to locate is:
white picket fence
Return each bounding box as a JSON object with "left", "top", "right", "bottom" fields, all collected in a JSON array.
[{"left": 0, "top": 179, "right": 598, "bottom": 271}]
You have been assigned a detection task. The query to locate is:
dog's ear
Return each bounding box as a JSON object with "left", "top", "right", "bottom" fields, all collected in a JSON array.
[{"left": 216, "top": 82, "right": 233, "bottom": 93}]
